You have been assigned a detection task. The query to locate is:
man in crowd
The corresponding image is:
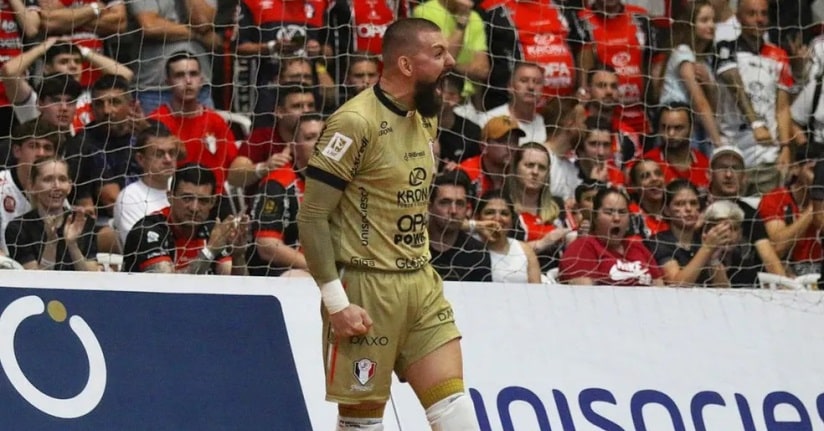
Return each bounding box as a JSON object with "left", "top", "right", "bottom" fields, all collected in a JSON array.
[
  {"left": 477, "top": 61, "right": 546, "bottom": 145},
  {"left": 122, "top": 163, "right": 248, "bottom": 275},
  {"left": 642, "top": 103, "right": 710, "bottom": 190},
  {"left": 457, "top": 115, "right": 524, "bottom": 198}
]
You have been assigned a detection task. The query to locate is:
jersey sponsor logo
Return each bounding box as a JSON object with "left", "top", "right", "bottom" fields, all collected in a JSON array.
[
  {"left": 394, "top": 214, "right": 427, "bottom": 247},
  {"left": 356, "top": 23, "right": 387, "bottom": 38},
  {"left": 3, "top": 195, "right": 14, "bottom": 213},
  {"left": 353, "top": 358, "right": 376, "bottom": 385},
  {"left": 378, "top": 121, "right": 393, "bottom": 136},
  {"left": 349, "top": 336, "right": 388, "bottom": 346},
  {"left": 203, "top": 134, "right": 217, "bottom": 155},
  {"left": 608, "top": 260, "right": 651, "bottom": 285},
  {"left": 349, "top": 137, "right": 369, "bottom": 177},
  {"left": 526, "top": 44, "right": 570, "bottom": 57},
  {"left": 358, "top": 187, "right": 370, "bottom": 246},
  {"left": 349, "top": 256, "right": 375, "bottom": 267},
  {"left": 1, "top": 19, "right": 17, "bottom": 32},
  {"left": 395, "top": 256, "right": 428, "bottom": 269},
  {"left": 408, "top": 167, "right": 427, "bottom": 186},
  {"left": 263, "top": 198, "right": 278, "bottom": 215},
  {"left": 321, "top": 132, "right": 354, "bottom": 161},
  {"left": 611, "top": 51, "right": 631, "bottom": 67},
  {"left": 404, "top": 150, "right": 426, "bottom": 161},
  {"left": 146, "top": 231, "right": 160, "bottom": 243},
  {"left": 396, "top": 188, "right": 428, "bottom": 208}
]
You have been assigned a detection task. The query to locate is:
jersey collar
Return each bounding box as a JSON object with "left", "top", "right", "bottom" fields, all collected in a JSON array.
[{"left": 374, "top": 83, "right": 414, "bottom": 117}]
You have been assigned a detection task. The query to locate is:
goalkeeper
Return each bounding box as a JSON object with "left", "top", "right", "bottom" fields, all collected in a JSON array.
[{"left": 297, "top": 17, "right": 479, "bottom": 431}]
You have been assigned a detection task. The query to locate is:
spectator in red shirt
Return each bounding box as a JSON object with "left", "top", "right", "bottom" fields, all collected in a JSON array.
[
  {"left": 584, "top": 65, "right": 643, "bottom": 168},
  {"left": 757, "top": 145, "right": 823, "bottom": 277},
  {"left": 241, "top": 85, "right": 317, "bottom": 167},
  {"left": 576, "top": 115, "right": 625, "bottom": 188},
  {"left": 560, "top": 186, "right": 664, "bottom": 286},
  {"left": 149, "top": 54, "right": 244, "bottom": 218},
  {"left": 626, "top": 159, "right": 668, "bottom": 239},
  {"left": 642, "top": 103, "right": 710, "bottom": 191}
]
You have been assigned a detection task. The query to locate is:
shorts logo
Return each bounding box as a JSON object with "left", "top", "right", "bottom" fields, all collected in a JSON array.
[
  {"left": 353, "top": 358, "right": 376, "bottom": 385},
  {"left": 3, "top": 195, "right": 14, "bottom": 212},
  {"left": 321, "top": 133, "right": 354, "bottom": 161}
]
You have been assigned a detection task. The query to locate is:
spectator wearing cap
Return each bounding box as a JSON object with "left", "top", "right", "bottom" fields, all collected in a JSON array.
[
  {"left": 0, "top": 120, "right": 61, "bottom": 255},
  {"left": 0, "top": 37, "right": 133, "bottom": 130},
  {"left": 456, "top": 115, "right": 524, "bottom": 199},
  {"left": 708, "top": 145, "right": 787, "bottom": 286},
  {"left": 437, "top": 73, "right": 482, "bottom": 164},
  {"left": 757, "top": 145, "right": 823, "bottom": 277},
  {"left": 112, "top": 121, "right": 179, "bottom": 247},
  {"left": 642, "top": 103, "right": 711, "bottom": 191},
  {"left": 477, "top": 62, "right": 546, "bottom": 146}
]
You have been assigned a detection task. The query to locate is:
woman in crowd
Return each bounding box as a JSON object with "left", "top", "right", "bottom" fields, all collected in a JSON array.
[
  {"left": 559, "top": 187, "right": 663, "bottom": 286},
  {"left": 475, "top": 190, "right": 541, "bottom": 283},
  {"left": 654, "top": 0, "right": 723, "bottom": 149},
  {"left": 700, "top": 199, "right": 761, "bottom": 287},
  {"left": 627, "top": 159, "right": 669, "bottom": 238},
  {"left": 645, "top": 180, "right": 732, "bottom": 287},
  {"left": 502, "top": 142, "right": 569, "bottom": 268},
  {"left": 5, "top": 157, "right": 99, "bottom": 271}
]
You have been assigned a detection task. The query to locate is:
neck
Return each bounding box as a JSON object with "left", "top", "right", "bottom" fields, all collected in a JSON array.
[
  {"left": 15, "top": 165, "right": 31, "bottom": 192},
  {"left": 170, "top": 219, "right": 197, "bottom": 239},
  {"left": 276, "top": 122, "right": 296, "bottom": 142},
  {"left": 668, "top": 223, "right": 695, "bottom": 247},
  {"left": 440, "top": 109, "right": 456, "bottom": 129},
  {"left": 170, "top": 98, "right": 202, "bottom": 116},
  {"left": 37, "top": 205, "right": 63, "bottom": 218},
  {"left": 791, "top": 184, "right": 808, "bottom": 207},
  {"left": 143, "top": 175, "right": 170, "bottom": 190},
  {"left": 741, "top": 33, "right": 763, "bottom": 51},
  {"left": 695, "top": 38, "right": 711, "bottom": 53},
  {"left": 663, "top": 144, "right": 691, "bottom": 164},
  {"left": 641, "top": 198, "right": 664, "bottom": 215},
  {"left": 429, "top": 228, "right": 460, "bottom": 252},
  {"left": 547, "top": 130, "right": 573, "bottom": 155},
  {"left": 379, "top": 75, "right": 415, "bottom": 112},
  {"left": 509, "top": 102, "right": 534, "bottom": 122},
  {"left": 487, "top": 235, "right": 509, "bottom": 252},
  {"left": 518, "top": 189, "right": 541, "bottom": 213}
]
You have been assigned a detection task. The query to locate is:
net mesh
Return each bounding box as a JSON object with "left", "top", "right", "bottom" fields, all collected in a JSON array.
[{"left": 0, "top": 0, "right": 820, "bottom": 287}]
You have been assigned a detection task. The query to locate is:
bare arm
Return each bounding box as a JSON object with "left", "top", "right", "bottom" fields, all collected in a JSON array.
[
  {"left": 39, "top": 0, "right": 98, "bottom": 34},
  {"left": 776, "top": 89, "right": 793, "bottom": 170},
  {"left": 755, "top": 238, "right": 787, "bottom": 276},
  {"left": 9, "top": 0, "right": 40, "bottom": 39},
  {"left": 133, "top": 11, "right": 194, "bottom": 41},
  {"left": 680, "top": 62, "right": 724, "bottom": 147},
  {"left": 519, "top": 240, "right": 541, "bottom": 284},
  {"left": 660, "top": 245, "right": 716, "bottom": 286},
  {"left": 83, "top": 47, "right": 134, "bottom": 81},
  {"left": 454, "top": 51, "right": 490, "bottom": 84},
  {"left": 90, "top": 3, "right": 127, "bottom": 36},
  {"left": 184, "top": 0, "right": 216, "bottom": 29},
  {"left": 763, "top": 210, "right": 814, "bottom": 258},
  {"left": 255, "top": 236, "right": 308, "bottom": 271},
  {"left": 718, "top": 68, "right": 761, "bottom": 124},
  {"left": 578, "top": 46, "right": 596, "bottom": 88},
  {"left": 0, "top": 37, "right": 56, "bottom": 104}
]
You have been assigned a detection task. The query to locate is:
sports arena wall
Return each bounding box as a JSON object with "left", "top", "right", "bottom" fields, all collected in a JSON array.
[{"left": 0, "top": 271, "right": 822, "bottom": 430}]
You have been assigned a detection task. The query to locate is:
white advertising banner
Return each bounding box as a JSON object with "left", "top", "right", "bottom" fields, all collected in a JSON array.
[{"left": 0, "top": 272, "right": 822, "bottom": 430}]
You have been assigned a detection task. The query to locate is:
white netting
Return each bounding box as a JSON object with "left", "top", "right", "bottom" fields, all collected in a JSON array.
[{"left": 0, "top": 0, "right": 820, "bottom": 287}]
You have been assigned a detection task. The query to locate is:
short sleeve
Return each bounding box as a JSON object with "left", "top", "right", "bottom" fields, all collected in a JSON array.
[
  {"left": 128, "top": 0, "right": 159, "bottom": 15},
  {"left": 306, "top": 110, "right": 371, "bottom": 189},
  {"left": 646, "top": 236, "right": 677, "bottom": 266},
  {"left": 123, "top": 219, "right": 172, "bottom": 271},
  {"left": 714, "top": 40, "right": 738, "bottom": 76},
  {"left": 671, "top": 44, "right": 696, "bottom": 68},
  {"left": 466, "top": 12, "right": 488, "bottom": 53},
  {"left": 251, "top": 178, "right": 288, "bottom": 238},
  {"left": 5, "top": 219, "right": 38, "bottom": 266},
  {"left": 757, "top": 191, "right": 786, "bottom": 222}
]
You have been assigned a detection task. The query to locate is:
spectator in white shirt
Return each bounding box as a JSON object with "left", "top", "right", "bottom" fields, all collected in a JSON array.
[{"left": 478, "top": 62, "right": 546, "bottom": 145}]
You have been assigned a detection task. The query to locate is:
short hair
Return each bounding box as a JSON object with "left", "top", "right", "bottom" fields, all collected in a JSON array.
[
  {"left": 658, "top": 102, "right": 693, "bottom": 130},
  {"left": 44, "top": 42, "right": 82, "bottom": 65},
  {"left": 430, "top": 169, "right": 472, "bottom": 204},
  {"left": 511, "top": 61, "right": 542, "bottom": 81},
  {"left": 542, "top": 96, "right": 582, "bottom": 130},
  {"left": 628, "top": 159, "right": 661, "bottom": 187},
  {"left": 382, "top": 18, "right": 442, "bottom": 65},
  {"left": 585, "top": 114, "right": 615, "bottom": 134},
  {"left": 37, "top": 73, "right": 82, "bottom": 101},
  {"left": 297, "top": 112, "right": 323, "bottom": 125},
  {"left": 276, "top": 84, "right": 315, "bottom": 107},
  {"left": 135, "top": 120, "right": 174, "bottom": 153},
  {"left": 347, "top": 53, "right": 379, "bottom": 70},
  {"left": 574, "top": 179, "right": 607, "bottom": 203},
  {"left": 475, "top": 189, "right": 515, "bottom": 218},
  {"left": 11, "top": 119, "right": 62, "bottom": 149},
  {"left": 587, "top": 63, "right": 618, "bottom": 82},
  {"left": 171, "top": 163, "right": 216, "bottom": 194},
  {"left": 663, "top": 179, "right": 701, "bottom": 209},
  {"left": 704, "top": 200, "right": 745, "bottom": 225},
  {"left": 165, "top": 52, "right": 200, "bottom": 78},
  {"left": 91, "top": 74, "right": 132, "bottom": 97}
]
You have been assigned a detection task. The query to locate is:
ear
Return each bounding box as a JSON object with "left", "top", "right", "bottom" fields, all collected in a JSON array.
[
  {"left": 11, "top": 144, "right": 20, "bottom": 160},
  {"left": 397, "top": 55, "right": 413, "bottom": 77}
]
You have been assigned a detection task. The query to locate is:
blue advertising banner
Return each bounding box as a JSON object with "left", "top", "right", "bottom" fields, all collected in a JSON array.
[{"left": 0, "top": 288, "right": 311, "bottom": 430}]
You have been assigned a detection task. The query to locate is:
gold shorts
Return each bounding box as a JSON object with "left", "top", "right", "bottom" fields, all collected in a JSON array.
[{"left": 322, "top": 264, "right": 461, "bottom": 404}]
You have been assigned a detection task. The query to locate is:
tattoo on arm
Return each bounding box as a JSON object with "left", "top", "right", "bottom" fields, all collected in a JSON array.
[{"left": 720, "top": 69, "right": 759, "bottom": 123}]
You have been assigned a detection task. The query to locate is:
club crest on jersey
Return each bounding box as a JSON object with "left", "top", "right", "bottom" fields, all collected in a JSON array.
[
  {"left": 322, "top": 132, "right": 354, "bottom": 161},
  {"left": 204, "top": 134, "right": 217, "bottom": 155},
  {"left": 353, "top": 358, "right": 376, "bottom": 385},
  {"left": 3, "top": 196, "right": 13, "bottom": 213}
]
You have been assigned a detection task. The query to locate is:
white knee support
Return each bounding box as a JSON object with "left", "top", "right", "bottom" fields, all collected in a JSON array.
[
  {"left": 336, "top": 416, "right": 384, "bottom": 431},
  {"left": 425, "top": 392, "right": 479, "bottom": 431}
]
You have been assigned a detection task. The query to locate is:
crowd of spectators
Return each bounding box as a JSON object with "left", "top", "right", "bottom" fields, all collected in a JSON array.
[{"left": 0, "top": 0, "right": 822, "bottom": 289}]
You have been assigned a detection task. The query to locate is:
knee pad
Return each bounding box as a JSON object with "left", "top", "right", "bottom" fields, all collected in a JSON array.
[
  {"left": 425, "top": 392, "right": 479, "bottom": 431},
  {"left": 337, "top": 416, "right": 384, "bottom": 431}
]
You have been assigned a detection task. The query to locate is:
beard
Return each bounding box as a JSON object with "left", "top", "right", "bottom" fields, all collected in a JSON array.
[{"left": 413, "top": 78, "right": 442, "bottom": 117}]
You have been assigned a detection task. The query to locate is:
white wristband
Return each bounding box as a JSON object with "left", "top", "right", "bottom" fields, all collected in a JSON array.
[
  {"left": 267, "top": 40, "right": 277, "bottom": 56},
  {"left": 89, "top": 2, "right": 101, "bottom": 17},
  {"left": 320, "top": 279, "right": 350, "bottom": 314},
  {"left": 467, "top": 219, "right": 477, "bottom": 234},
  {"left": 200, "top": 246, "right": 215, "bottom": 261},
  {"left": 78, "top": 46, "right": 91, "bottom": 59},
  {"left": 751, "top": 120, "right": 766, "bottom": 130},
  {"left": 254, "top": 162, "right": 268, "bottom": 179}
]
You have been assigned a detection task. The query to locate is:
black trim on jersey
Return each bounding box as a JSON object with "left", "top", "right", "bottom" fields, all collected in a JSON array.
[
  {"left": 374, "top": 83, "right": 411, "bottom": 117},
  {"left": 306, "top": 165, "right": 348, "bottom": 190},
  {"left": 10, "top": 167, "right": 23, "bottom": 192}
]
